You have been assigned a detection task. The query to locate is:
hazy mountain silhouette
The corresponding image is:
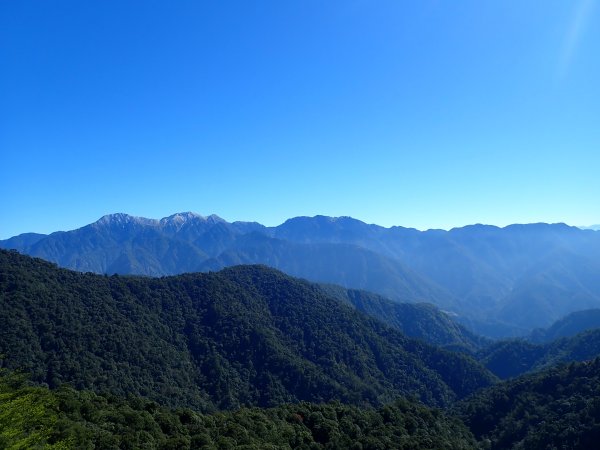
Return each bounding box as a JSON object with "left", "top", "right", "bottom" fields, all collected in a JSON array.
[
  {"left": 3, "top": 213, "right": 600, "bottom": 336},
  {"left": 529, "top": 308, "right": 600, "bottom": 343}
]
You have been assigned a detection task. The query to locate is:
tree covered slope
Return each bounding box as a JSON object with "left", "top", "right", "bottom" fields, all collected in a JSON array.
[
  {"left": 477, "top": 329, "right": 600, "bottom": 379},
  {"left": 0, "top": 369, "right": 478, "bottom": 450},
  {"left": 318, "top": 284, "right": 489, "bottom": 353},
  {"left": 457, "top": 358, "right": 600, "bottom": 449},
  {"left": 0, "top": 249, "right": 495, "bottom": 412}
]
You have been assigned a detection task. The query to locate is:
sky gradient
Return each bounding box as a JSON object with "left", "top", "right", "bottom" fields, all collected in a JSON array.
[{"left": 1, "top": 1, "right": 599, "bottom": 238}]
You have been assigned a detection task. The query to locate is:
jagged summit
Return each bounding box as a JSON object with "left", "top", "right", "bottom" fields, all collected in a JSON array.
[
  {"left": 94, "top": 213, "right": 158, "bottom": 227},
  {"left": 159, "top": 212, "right": 226, "bottom": 231},
  {"left": 160, "top": 211, "right": 203, "bottom": 224},
  {"left": 93, "top": 212, "right": 227, "bottom": 230}
]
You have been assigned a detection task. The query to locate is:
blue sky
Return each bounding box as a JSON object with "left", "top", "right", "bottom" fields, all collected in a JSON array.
[{"left": 1, "top": 1, "right": 599, "bottom": 238}]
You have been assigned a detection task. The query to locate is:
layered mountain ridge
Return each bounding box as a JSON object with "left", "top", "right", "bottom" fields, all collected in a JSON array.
[{"left": 3, "top": 212, "right": 600, "bottom": 337}]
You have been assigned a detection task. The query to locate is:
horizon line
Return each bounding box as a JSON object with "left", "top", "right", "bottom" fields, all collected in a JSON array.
[{"left": 2, "top": 211, "right": 599, "bottom": 240}]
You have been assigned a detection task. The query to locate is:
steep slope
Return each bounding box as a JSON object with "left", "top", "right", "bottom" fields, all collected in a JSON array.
[
  {"left": 274, "top": 218, "right": 600, "bottom": 332},
  {"left": 496, "top": 251, "right": 600, "bottom": 329},
  {"left": 477, "top": 329, "right": 600, "bottom": 379},
  {"left": 530, "top": 309, "right": 600, "bottom": 343},
  {"left": 0, "top": 250, "right": 496, "bottom": 412},
  {"left": 20, "top": 213, "right": 210, "bottom": 275},
  {"left": 457, "top": 358, "right": 600, "bottom": 449},
  {"left": 318, "top": 284, "right": 489, "bottom": 353}
]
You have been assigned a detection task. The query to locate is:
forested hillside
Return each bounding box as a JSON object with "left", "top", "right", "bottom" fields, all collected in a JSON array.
[
  {"left": 5, "top": 357, "right": 600, "bottom": 449},
  {"left": 457, "top": 358, "right": 600, "bottom": 449},
  {"left": 0, "top": 249, "right": 495, "bottom": 412},
  {"left": 318, "top": 284, "right": 489, "bottom": 353},
  {"left": 477, "top": 329, "right": 600, "bottom": 379},
  {"left": 0, "top": 369, "right": 478, "bottom": 449},
  {"left": 5, "top": 249, "right": 600, "bottom": 449}
]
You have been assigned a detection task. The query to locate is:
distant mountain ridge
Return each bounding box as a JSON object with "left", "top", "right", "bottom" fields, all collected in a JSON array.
[
  {"left": 529, "top": 308, "right": 600, "bottom": 343},
  {"left": 3, "top": 212, "right": 600, "bottom": 337}
]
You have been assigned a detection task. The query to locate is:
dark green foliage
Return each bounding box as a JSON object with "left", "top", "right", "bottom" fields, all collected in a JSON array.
[
  {"left": 0, "top": 370, "right": 478, "bottom": 450},
  {"left": 457, "top": 358, "right": 600, "bottom": 449},
  {"left": 0, "top": 250, "right": 495, "bottom": 412},
  {"left": 477, "top": 340, "right": 546, "bottom": 379},
  {"left": 319, "top": 284, "right": 489, "bottom": 353},
  {"left": 6, "top": 356, "right": 600, "bottom": 450},
  {"left": 478, "top": 329, "right": 600, "bottom": 379}
]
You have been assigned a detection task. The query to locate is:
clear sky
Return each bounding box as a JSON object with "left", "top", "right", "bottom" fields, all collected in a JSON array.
[{"left": 1, "top": 1, "right": 599, "bottom": 238}]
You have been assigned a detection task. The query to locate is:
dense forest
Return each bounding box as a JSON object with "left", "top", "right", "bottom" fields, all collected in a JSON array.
[
  {"left": 4, "top": 249, "right": 600, "bottom": 448},
  {"left": 1, "top": 368, "right": 476, "bottom": 449},
  {"left": 457, "top": 358, "right": 600, "bottom": 449},
  {"left": 318, "top": 284, "right": 488, "bottom": 353},
  {"left": 478, "top": 329, "right": 600, "bottom": 379},
  {"left": 0, "top": 249, "right": 495, "bottom": 412},
  {"left": 4, "top": 358, "right": 600, "bottom": 449}
]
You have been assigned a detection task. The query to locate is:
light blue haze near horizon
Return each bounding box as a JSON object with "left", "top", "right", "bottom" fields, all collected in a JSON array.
[{"left": 1, "top": 0, "right": 599, "bottom": 239}]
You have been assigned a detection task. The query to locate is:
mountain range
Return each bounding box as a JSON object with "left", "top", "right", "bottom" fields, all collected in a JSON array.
[
  {"left": 3, "top": 212, "right": 600, "bottom": 337},
  {"left": 580, "top": 224, "right": 600, "bottom": 231}
]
